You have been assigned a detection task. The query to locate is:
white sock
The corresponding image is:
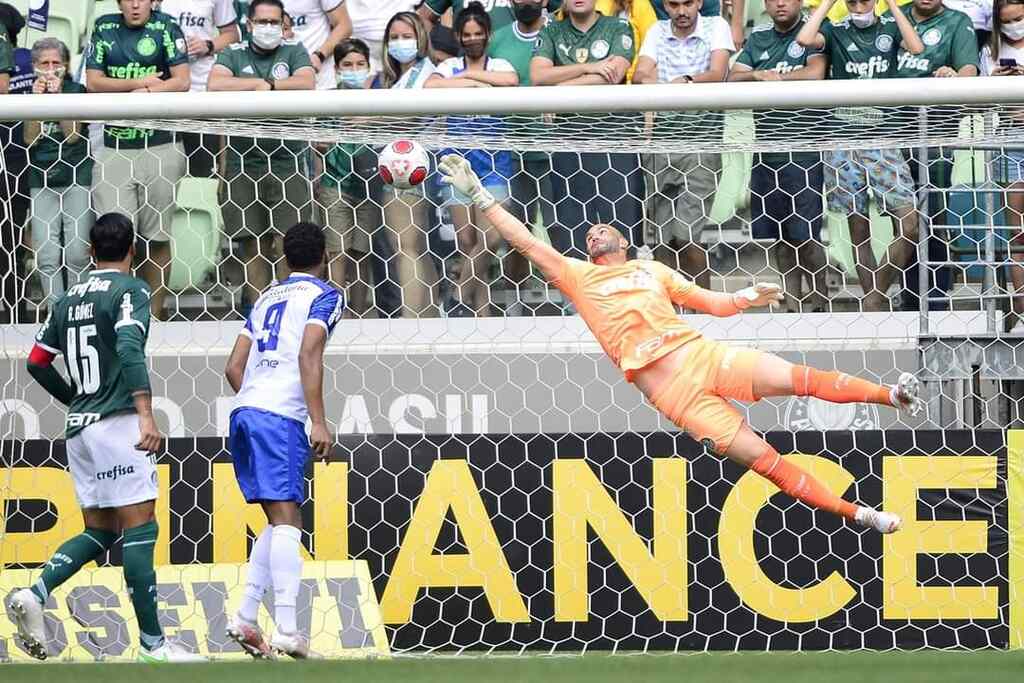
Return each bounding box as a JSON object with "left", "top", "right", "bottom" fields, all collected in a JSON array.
[
  {"left": 269, "top": 524, "right": 302, "bottom": 635},
  {"left": 238, "top": 526, "right": 274, "bottom": 624}
]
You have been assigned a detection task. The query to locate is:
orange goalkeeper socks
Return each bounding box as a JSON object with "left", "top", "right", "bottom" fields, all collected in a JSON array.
[
  {"left": 751, "top": 446, "right": 858, "bottom": 521},
  {"left": 791, "top": 366, "right": 891, "bottom": 406}
]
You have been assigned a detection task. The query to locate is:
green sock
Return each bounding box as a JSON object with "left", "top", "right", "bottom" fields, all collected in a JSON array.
[
  {"left": 30, "top": 528, "right": 117, "bottom": 605},
  {"left": 122, "top": 521, "right": 164, "bottom": 651}
]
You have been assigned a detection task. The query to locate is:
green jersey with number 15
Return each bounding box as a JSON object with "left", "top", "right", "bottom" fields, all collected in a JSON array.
[{"left": 35, "top": 270, "right": 153, "bottom": 438}]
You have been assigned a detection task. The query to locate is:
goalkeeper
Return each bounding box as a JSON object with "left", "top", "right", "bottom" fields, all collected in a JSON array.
[{"left": 439, "top": 154, "right": 921, "bottom": 534}]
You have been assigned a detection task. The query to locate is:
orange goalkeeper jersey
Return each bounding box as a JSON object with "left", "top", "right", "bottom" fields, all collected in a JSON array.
[{"left": 552, "top": 257, "right": 708, "bottom": 381}]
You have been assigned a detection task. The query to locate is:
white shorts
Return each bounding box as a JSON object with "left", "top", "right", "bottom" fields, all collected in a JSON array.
[{"left": 66, "top": 412, "right": 159, "bottom": 509}]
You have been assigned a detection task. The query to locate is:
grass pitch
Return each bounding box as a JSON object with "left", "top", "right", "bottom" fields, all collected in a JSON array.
[{"left": 1, "top": 650, "right": 1022, "bottom": 683}]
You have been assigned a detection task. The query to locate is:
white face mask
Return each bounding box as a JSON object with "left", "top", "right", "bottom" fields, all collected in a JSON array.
[
  {"left": 850, "top": 10, "right": 876, "bottom": 28},
  {"left": 1004, "top": 18, "right": 1024, "bottom": 40},
  {"left": 252, "top": 24, "right": 283, "bottom": 50}
]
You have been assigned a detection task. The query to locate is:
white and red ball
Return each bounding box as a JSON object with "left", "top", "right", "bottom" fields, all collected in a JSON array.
[{"left": 378, "top": 139, "right": 430, "bottom": 189}]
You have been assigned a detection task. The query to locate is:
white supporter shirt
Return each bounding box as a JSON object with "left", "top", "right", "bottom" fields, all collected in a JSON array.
[
  {"left": 160, "top": 0, "right": 237, "bottom": 91},
  {"left": 944, "top": 0, "right": 992, "bottom": 31},
  {"left": 346, "top": 0, "right": 416, "bottom": 42},
  {"left": 980, "top": 42, "right": 1024, "bottom": 75},
  {"left": 285, "top": 0, "right": 345, "bottom": 90},
  {"left": 435, "top": 55, "right": 517, "bottom": 79},
  {"left": 391, "top": 57, "right": 436, "bottom": 88},
  {"left": 236, "top": 273, "right": 345, "bottom": 423},
  {"left": 639, "top": 16, "right": 734, "bottom": 82}
]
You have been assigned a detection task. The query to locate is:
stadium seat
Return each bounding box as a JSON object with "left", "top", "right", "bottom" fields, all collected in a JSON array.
[
  {"left": 825, "top": 208, "right": 895, "bottom": 277},
  {"left": 710, "top": 111, "right": 753, "bottom": 224},
  {"left": 169, "top": 177, "right": 223, "bottom": 292}
]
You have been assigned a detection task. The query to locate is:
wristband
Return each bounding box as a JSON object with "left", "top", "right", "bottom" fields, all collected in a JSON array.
[
  {"left": 268, "top": 79, "right": 276, "bottom": 91},
  {"left": 471, "top": 185, "right": 496, "bottom": 211},
  {"left": 314, "top": 50, "right": 327, "bottom": 63},
  {"left": 205, "top": 39, "right": 215, "bottom": 54}
]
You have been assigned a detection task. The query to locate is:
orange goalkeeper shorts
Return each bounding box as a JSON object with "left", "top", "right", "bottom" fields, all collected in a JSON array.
[{"left": 647, "top": 339, "right": 762, "bottom": 454}]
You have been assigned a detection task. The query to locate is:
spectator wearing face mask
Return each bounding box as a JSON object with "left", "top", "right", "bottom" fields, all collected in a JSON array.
[
  {"left": 22, "top": 38, "right": 94, "bottom": 312},
  {"left": 366, "top": 11, "right": 439, "bottom": 318},
  {"left": 316, "top": 37, "right": 376, "bottom": 314},
  {"left": 984, "top": 0, "right": 1024, "bottom": 330},
  {"left": 208, "top": 0, "right": 316, "bottom": 313}
]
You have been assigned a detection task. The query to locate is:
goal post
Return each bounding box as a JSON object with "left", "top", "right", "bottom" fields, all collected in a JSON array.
[{"left": 1, "top": 81, "right": 1023, "bottom": 658}]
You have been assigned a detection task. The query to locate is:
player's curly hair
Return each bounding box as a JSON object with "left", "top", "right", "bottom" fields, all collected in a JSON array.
[
  {"left": 90, "top": 212, "right": 135, "bottom": 262},
  {"left": 283, "top": 221, "right": 326, "bottom": 271}
]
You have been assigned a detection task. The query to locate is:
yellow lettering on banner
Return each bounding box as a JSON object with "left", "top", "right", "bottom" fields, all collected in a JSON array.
[
  {"left": 211, "top": 463, "right": 311, "bottom": 562},
  {"left": 0, "top": 561, "right": 390, "bottom": 661},
  {"left": 553, "top": 459, "right": 687, "bottom": 622},
  {"left": 314, "top": 462, "right": 347, "bottom": 559},
  {"left": 155, "top": 464, "right": 171, "bottom": 565},
  {"left": 380, "top": 460, "right": 528, "bottom": 623},
  {"left": 0, "top": 467, "right": 82, "bottom": 566},
  {"left": 883, "top": 456, "right": 998, "bottom": 620},
  {"left": 718, "top": 454, "right": 856, "bottom": 622}
]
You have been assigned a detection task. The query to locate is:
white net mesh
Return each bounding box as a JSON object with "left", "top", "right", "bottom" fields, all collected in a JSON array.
[{"left": 1, "top": 85, "right": 1023, "bottom": 658}]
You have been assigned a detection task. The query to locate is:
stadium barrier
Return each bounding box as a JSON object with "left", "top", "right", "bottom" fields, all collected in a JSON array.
[{"left": 2, "top": 429, "right": 1021, "bottom": 656}]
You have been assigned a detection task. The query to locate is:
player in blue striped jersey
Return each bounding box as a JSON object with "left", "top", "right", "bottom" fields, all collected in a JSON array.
[{"left": 222, "top": 221, "right": 344, "bottom": 659}]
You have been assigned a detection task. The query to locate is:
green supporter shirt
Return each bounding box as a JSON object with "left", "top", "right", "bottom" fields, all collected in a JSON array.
[
  {"left": 21, "top": 80, "right": 94, "bottom": 189},
  {"left": 234, "top": 0, "right": 251, "bottom": 41},
  {"left": 425, "top": 0, "right": 562, "bottom": 30},
  {"left": 215, "top": 40, "right": 313, "bottom": 173},
  {"left": 321, "top": 143, "right": 374, "bottom": 197},
  {"left": 0, "top": 33, "right": 13, "bottom": 76},
  {"left": 489, "top": 20, "right": 547, "bottom": 160},
  {"left": 35, "top": 270, "right": 152, "bottom": 439},
  {"left": 534, "top": 14, "right": 635, "bottom": 134},
  {"left": 736, "top": 19, "right": 825, "bottom": 163},
  {"left": 821, "top": 16, "right": 903, "bottom": 132},
  {"left": 86, "top": 11, "right": 189, "bottom": 149},
  {"left": 890, "top": 5, "right": 977, "bottom": 77}
]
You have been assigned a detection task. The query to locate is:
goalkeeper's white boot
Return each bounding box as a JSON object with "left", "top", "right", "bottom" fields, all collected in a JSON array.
[
  {"left": 855, "top": 507, "right": 902, "bottom": 534},
  {"left": 8, "top": 588, "right": 47, "bottom": 660},
  {"left": 890, "top": 372, "right": 923, "bottom": 416},
  {"left": 138, "top": 639, "right": 208, "bottom": 663},
  {"left": 226, "top": 615, "right": 273, "bottom": 659},
  {"left": 270, "top": 630, "right": 316, "bottom": 659}
]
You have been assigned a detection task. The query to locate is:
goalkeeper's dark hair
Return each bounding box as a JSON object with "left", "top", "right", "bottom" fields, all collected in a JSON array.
[
  {"left": 456, "top": 1, "right": 492, "bottom": 36},
  {"left": 248, "top": 0, "right": 285, "bottom": 19},
  {"left": 90, "top": 213, "right": 136, "bottom": 262},
  {"left": 283, "top": 222, "right": 326, "bottom": 271}
]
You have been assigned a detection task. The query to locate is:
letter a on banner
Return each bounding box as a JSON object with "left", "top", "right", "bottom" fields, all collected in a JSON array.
[{"left": 27, "top": 0, "right": 49, "bottom": 31}]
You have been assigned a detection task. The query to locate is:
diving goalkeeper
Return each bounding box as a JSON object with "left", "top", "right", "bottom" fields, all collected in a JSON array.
[{"left": 438, "top": 154, "right": 921, "bottom": 534}]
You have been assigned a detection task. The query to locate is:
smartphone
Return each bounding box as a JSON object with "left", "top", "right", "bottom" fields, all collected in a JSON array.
[{"left": 1000, "top": 58, "right": 1019, "bottom": 68}]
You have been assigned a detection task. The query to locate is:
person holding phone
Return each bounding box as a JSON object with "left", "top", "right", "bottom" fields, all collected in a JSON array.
[{"left": 983, "top": 0, "right": 1024, "bottom": 331}]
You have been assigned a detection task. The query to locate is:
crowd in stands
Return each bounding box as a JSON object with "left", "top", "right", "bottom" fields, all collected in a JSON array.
[{"left": 0, "top": 0, "right": 1016, "bottom": 323}]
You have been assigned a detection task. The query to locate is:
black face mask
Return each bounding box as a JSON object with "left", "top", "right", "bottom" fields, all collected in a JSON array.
[
  {"left": 462, "top": 38, "right": 487, "bottom": 59},
  {"left": 513, "top": 2, "right": 543, "bottom": 24}
]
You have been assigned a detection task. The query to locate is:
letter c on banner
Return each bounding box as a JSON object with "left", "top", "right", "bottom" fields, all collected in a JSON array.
[{"left": 718, "top": 454, "right": 857, "bottom": 622}]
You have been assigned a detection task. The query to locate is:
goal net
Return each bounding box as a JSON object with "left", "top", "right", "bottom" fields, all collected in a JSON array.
[{"left": 1, "top": 80, "right": 1022, "bottom": 659}]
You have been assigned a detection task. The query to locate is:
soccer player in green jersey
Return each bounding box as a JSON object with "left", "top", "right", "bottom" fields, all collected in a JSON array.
[
  {"left": 8, "top": 213, "right": 205, "bottom": 663},
  {"left": 729, "top": 0, "right": 829, "bottom": 311},
  {"left": 798, "top": 0, "right": 925, "bottom": 311}
]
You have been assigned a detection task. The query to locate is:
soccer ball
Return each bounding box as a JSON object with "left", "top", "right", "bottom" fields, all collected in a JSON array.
[{"left": 378, "top": 139, "right": 430, "bottom": 189}]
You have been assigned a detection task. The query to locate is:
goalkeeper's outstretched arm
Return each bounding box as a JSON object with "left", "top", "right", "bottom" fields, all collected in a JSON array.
[{"left": 438, "top": 155, "right": 567, "bottom": 282}]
